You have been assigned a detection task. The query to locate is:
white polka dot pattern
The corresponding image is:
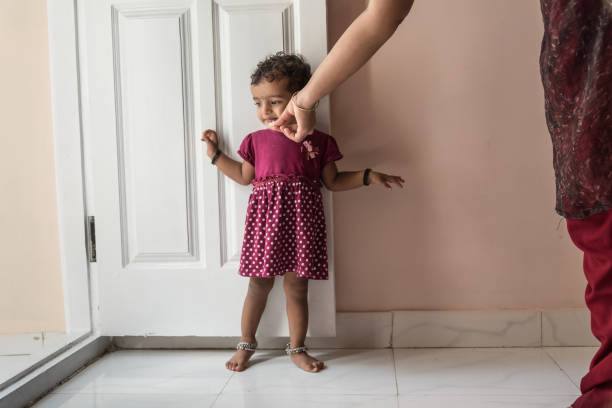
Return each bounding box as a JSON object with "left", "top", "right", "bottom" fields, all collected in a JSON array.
[{"left": 238, "top": 176, "right": 329, "bottom": 280}]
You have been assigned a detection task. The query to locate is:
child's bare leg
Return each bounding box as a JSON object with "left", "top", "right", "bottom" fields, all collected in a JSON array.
[
  {"left": 226, "top": 277, "right": 275, "bottom": 371},
  {"left": 283, "top": 272, "right": 325, "bottom": 372}
]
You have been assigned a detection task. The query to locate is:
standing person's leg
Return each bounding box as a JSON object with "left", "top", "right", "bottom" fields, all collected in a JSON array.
[
  {"left": 226, "top": 277, "right": 275, "bottom": 371},
  {"left": 283, "top": 272, "right": 325, "bottom": 372},
  {"left": 566, "top": 209, "right": 612, "bottom": 408}
]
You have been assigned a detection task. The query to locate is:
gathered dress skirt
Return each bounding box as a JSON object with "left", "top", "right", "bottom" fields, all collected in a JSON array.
[{"left": 238, "top": 176, "right": 329, "bottom": 280}]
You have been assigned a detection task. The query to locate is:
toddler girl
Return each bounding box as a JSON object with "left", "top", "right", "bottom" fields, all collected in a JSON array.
[{"left": 201, "top": 52, "right": 404, "bottom": 373}]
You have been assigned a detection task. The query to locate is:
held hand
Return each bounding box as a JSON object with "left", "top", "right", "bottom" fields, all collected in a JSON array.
[
  {"left": 201, "top": 129, "right": 219, "bottom": 159},
  {"left": 272, "top": 93, "right": 316, "bottom": 143},
  {"left": 369, "top": 171, "right": 405, "bottom": 190}
]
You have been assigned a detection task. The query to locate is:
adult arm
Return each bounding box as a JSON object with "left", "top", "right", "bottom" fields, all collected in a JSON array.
[{"left": 274, "top": 0, "right": 415, "bottom": 142}]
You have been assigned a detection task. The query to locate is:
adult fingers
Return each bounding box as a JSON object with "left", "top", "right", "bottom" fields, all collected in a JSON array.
[
  {"left": 294, "top": 110, "right": 316, "bottom": 139},
  {"left": 274, "top": 106, "right": 296, "bottom": 128},
  {"left": 280, "top": 126, "right": 298, "bottom": 142},
  {"left": 293, "top": 127, "right": 309, "bottom": 143}
]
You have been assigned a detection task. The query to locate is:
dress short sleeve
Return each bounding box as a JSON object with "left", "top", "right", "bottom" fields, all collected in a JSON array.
[
  {"left": 322, "top": 135, "right": 343, "bottom": 167},
  {"left": 237, "top": 133, "right": 255, "bottom": 166}
]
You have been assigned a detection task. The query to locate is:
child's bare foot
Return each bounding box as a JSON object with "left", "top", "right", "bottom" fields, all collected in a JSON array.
[
  {"left": 289, "top": 351, "right": 325, "bottom": 372},
  {"left": 226, "top": 349, "right": 255, "bottom": 371},
  {"left": 226, "top": 340, "right": 257, "bottom": 372}
]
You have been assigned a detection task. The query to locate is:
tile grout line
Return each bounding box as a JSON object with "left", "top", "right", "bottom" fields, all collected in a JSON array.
[
  {"left": 209, "top": 358, "right": 235, "bottom": 408},
  {"left": 390, "top": 312, "right": 394, "bottom": 348},
  {"left": 542, "top": 348, "right": 581, "bottom": 391},
  {"left": 390, "top": 312, "right": 400, "bottom": 407},
  {"left": 391, "top": 347, "right": 400, "bottom": 407},
  {"left": 540, "top": 311, "right": 543, "bottom": 347}
]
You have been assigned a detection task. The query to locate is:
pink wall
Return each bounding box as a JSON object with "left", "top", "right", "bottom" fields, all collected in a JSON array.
[{"left": 327, "top": 0, "right": 585, "bottom": 312}]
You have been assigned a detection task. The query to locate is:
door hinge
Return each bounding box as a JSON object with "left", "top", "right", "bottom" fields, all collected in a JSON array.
[{"left": 86, "top": 215, "right": 97, "bottom": 262}]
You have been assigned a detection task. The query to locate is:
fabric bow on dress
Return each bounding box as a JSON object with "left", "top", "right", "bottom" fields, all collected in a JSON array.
[{"left": 301, "top": 140, "right": 319, "bottom": 160}]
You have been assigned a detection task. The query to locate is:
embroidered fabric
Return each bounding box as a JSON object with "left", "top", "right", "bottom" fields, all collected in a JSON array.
[
  {"left": 540, "top": 0, "right": 612, "bottom": 219},
  {"left": 252, "top": 174, "right": 322, "bottom": 189}
]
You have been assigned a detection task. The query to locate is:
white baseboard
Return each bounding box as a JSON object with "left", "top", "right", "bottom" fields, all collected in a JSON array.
[
  {"left": 113, "top": 309, "right": 598, "bottom": 349},
  {"left": 392, "top": 310, "right": 542, "bottom": 348},
  {"left": 542, "top": 309, "right": 596, "bottom": 346}
]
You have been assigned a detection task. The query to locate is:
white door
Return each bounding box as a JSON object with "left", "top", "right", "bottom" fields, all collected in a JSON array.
[{"left": 78, "top": 0, "right": 335, "bottom": 336}]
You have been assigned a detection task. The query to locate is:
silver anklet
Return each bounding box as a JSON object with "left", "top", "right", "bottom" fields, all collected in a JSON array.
[
  {"left": 285, "top": 343, "right": 307, "bottom": 355},
  {"left": 236, "top": 341, "right": 257, "bottom": 351}
]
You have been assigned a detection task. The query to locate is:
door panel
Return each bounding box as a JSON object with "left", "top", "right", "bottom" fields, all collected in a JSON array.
[
  {"left": 80, "top": 0, "right": 335, "bottom": 336},
  {"left": 114, "top": 6, "right": 199, "bottom": 265}
]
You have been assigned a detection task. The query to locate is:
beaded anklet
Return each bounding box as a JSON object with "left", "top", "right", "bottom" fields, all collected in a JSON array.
[
  {"left": 236, "top": 341, "right": 257, "bottom": 352},
  {"left": 285, "top": 343, "right": 308, "bottom": 355}
]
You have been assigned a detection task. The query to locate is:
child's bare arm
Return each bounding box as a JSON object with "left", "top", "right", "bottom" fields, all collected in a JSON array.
[
  {"left": 321, "top": 161, "right": 404, "bottom": 191},
  {"left": 212, "top": 152, "right": 255, "bottom": 186},
  {"left": 320, "top": 161, "right": 363, "bottom": 191},
  {"left": 201, "top": 130, "right": 255, "bottom": 186}
]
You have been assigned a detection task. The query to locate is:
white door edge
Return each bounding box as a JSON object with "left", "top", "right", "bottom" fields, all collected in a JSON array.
[{"left": 47, "top": 0, "right": 95, "bottom": 334}]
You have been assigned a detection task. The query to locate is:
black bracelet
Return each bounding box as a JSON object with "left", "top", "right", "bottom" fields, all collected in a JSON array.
[
  {"left": 211, "top": 148, "right": 222, "bottom": 165},
  {"left": 363, "top": 168, "right": 371, "bottom": 186}
]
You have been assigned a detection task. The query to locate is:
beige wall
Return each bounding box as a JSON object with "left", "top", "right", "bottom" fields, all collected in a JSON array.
[
  {"left": 327, "top": 0, "right": 585, "bottom": 311},
  {"left": 0, "top": 0, "right": 65, "bottom": 334}
]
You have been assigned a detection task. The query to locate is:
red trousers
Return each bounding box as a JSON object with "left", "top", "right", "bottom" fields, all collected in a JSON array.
[{"left": 567, "top": 209, "right": 612, "bottom": 408}]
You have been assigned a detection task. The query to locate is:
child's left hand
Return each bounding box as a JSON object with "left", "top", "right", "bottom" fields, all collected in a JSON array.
[{"left": 369, "top": 171, "right": 405, "bottom": 190}]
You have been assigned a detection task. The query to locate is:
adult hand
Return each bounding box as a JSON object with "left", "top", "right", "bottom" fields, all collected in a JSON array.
[{"left": 272, "top": 93, "right": 316, "bottom": 143}]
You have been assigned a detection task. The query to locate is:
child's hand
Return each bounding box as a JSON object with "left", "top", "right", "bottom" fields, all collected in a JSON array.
[
  {"left": 369, "top": 171, "right": 405, "bottom": 190},
  {"left": 201, "top": 129, "right": 219, "bottom": 159}
]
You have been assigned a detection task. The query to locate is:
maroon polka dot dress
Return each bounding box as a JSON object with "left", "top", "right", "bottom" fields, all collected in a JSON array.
[{"left": 236, "top": 129, "right": 343, "bottom": 280}]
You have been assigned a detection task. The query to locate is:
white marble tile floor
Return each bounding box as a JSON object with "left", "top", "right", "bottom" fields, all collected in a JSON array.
[
  {"left": 32, "top": 347, "right": 595, "bottom": 408},
  {"left": 0, "top": 331, "right": 88, "bottom": 389}
]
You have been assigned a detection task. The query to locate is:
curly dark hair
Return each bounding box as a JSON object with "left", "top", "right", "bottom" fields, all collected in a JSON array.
[{"left": 250, "top": 52, "right": 311, "bottom": 94}]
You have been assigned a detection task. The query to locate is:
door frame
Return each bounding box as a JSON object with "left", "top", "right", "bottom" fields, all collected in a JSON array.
[{"left": 47, "top": 0, "right": 97, "bottom": 339}]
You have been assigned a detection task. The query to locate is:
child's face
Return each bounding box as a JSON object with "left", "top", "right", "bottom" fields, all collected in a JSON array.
[{"left": 250, "top": 77, "right": 292, "bottom": 128}]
